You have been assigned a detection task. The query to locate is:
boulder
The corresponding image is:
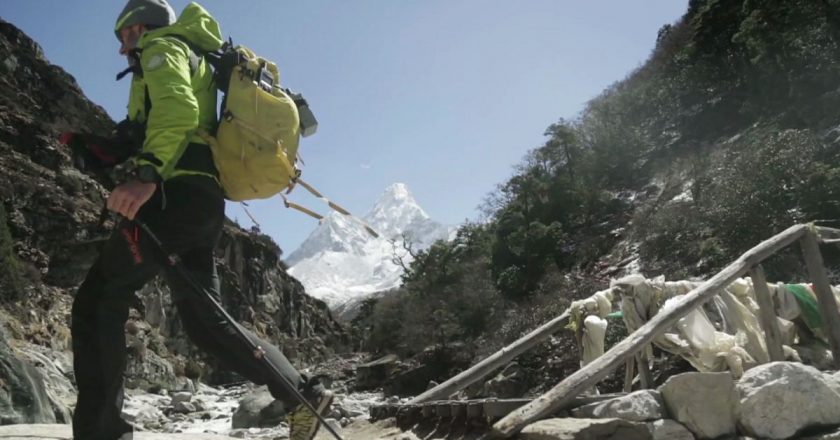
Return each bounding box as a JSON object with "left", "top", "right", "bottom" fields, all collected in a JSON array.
[
  {"left": 572, "top": 390, "right": 664, "bottom": 422},
  {"left": 659, "top": 372, "right": 738, "bottom": 439},
  {"left": 647, "top": 419, "right": 694, "bottom": 440},
  {"left": 14, "top": 342, "right": 74, "bottom": 423},
  {"left": 519, "top": 417, "right": 652, "bottom": 440},
  {"left": 0, "top": 337, "right": 56, "bottom": 423},
  {"left": 172, "top": 401, "right": 195, "bottom": 414},
  {"left": 231, "top": 386, "right": 285, "bottom": 428},
  {"left": 170, "top": 391, "right": 192, "bottom": 405},
  {"left": 124, "top": 348, "right": 176, "bottom": 392},
  {"left": 738, "top": 362, "right": 840, "bottom": 439}
]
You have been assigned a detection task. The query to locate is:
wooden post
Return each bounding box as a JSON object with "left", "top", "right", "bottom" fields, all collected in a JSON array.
[
  {"left": 489, "top": 224, "right": 807, "bottom": 438},
  {"left": 409, "top": 310, "right": 570, "bottom": 404},
  {"left": 749, "top": 265, "right": 785, "bottom": 362},
  {"left": 435, "top": 403, "right": 452, "bottom": 418},
  {"left": 635, "top": 350, "right": 653, "bottom": 389},
  {"left": 466, "top": 401, "right": 484, "bottom": 418},
  {"left": 451, "top": 402, "right": 467, "bottom": 418},
  {"left": 801, "top": 227, "right": 840, "bottom": 368},
  {"left": 422, "top": 404, "right": 434, "bottom": 418},
  {"left": 623, "top": 358, "right": 635, "bottom": 392}
]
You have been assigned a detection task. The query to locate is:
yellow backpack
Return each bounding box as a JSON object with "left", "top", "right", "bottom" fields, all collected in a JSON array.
[
  {"left": 201, "top": 44, "right": 313, "bottom": 201},
  {"left": 200, "top": 43, "right": 379, "bottom": 238}
]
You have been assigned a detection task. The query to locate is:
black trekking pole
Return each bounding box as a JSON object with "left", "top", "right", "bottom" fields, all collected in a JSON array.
[{"left": 133, "top": 219, "right": 345, "bottom": 440}]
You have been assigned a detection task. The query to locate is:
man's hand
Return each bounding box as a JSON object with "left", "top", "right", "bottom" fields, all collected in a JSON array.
[{"left": 107, "top": 180, "right": 157, "bottom": 220}]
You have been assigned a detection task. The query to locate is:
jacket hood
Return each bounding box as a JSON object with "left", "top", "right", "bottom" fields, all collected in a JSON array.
[{"left": 139, "top": 2, "right": 223, "bottom": 52}]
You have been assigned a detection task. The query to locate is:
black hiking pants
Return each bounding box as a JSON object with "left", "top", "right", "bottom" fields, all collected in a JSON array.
[{"left": 71, "top": 177, "right": 312, "bottom": 440}]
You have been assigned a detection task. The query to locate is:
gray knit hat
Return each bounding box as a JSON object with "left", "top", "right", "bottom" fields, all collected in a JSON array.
[{"left": 114, "top": 0, "right": 176, "bottom": 40}]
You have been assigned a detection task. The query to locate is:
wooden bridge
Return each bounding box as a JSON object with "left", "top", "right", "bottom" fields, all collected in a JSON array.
[
  {"left": 367, "top": 224, "right": 840, "bottom": 438},
  {"left": 369, "top": 394, "right": 623, "bottom": 431}
]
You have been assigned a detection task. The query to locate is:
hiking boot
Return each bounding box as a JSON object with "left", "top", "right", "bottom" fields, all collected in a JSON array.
[{"left": 286, "top": 388, "right": 334, "bottom": 440}]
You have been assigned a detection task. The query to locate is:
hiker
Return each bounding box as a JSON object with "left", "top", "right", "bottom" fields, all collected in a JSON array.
[{"left": 69, "top": 1, "right": 332, "bottom": 439}]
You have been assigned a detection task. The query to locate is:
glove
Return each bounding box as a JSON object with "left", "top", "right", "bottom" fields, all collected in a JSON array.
[
  {"left": 60, "top": 132, "right": 99, "bottom": 171},
  {"left": 59, "top": 127, "right": 140, "bottom": 172}
]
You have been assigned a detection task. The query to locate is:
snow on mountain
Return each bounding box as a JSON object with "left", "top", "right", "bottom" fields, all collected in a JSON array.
[{"left": 286, "top": 183, "right": 455, "bottom": 308}]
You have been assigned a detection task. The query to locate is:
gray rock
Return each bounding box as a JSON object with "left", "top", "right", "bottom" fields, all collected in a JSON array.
[
  {"left": 173, "top": 377, "right": 196, "bottom": 393},
  {"left": 3, "top": 55, "right": 18, "bottom": 72},
  {"left": 121, "top": 401, "right": 164, "bottom": 426},
  {"left": 124, "top": 349, "right": 176, "bottom": 392},
  {"left": 338, "top": 405, "right": 366, "bottom": 418},
  {"left": 0, "top": 334, "right": 56, "bottom": 424},
  {"left": 327, "top": 408, "right": 342, "bottom": 419},
  {"left": 172, "top": 401, "right": 195, "bottom": 414},
  {"left": 572, "top": 390, "right": 664, "bottom": 421},
  {"left": 647, "top": 419, "right": 694, "bottom": 440},
  {"left": 197, "top": 383, "right": 221, "bottom": 395},
  {"left": 519, "top": 417, "right": 652, "bottom": 440},
  {"left": 659, "top": 372, "right": 738, "bottom": 439},
  {"left": 231, "top": 387, "right": 285, "bottom": 428},
  {"left": 15, "top": 343, "right": 75, "bottom": 423},
  {"left": 170, "top": 391, "right": 192, "bottom": 405},
  {"left": 738, "top": 362, "right": 840, "bottom": 439},
  {"left": 145, "top": 290, "right": 167, "bottom": 328}
]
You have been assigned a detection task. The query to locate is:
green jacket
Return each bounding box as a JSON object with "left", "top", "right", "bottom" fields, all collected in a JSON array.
[{"left": 127, "top": 2, "right": 223, "bottom": 181}]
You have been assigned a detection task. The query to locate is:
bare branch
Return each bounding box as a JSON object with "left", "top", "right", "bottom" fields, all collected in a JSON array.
[{"left": 390, "top": 232, "right": 418, "bottom": 272}]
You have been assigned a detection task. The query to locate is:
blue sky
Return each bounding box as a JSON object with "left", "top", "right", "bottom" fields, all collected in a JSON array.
[{"left": 2, "top": 1, "right": 688, "bottom": 255}]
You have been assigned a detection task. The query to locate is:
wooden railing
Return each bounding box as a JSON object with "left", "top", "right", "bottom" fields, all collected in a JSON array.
[{"left": 402, "top": 223, "right": 840, "bottom": 438}]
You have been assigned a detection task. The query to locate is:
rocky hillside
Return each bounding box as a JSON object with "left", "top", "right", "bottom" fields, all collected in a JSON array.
[
  {"left": 0, "top": 18, "right": 349, "bottom": 422},
  {"left": 348, "top": 0, "right": 840, "bottom": 407}
]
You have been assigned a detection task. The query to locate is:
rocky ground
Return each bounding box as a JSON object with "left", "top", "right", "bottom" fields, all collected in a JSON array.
[
  {"left": 0, "top": 350, "right": 411, "bottom": 439},
  {"left": 119, "top": 383, "right": 386, "bottom": 438},
  {"left": 0, "top": 419, "right": 415, "bottom": 440}
]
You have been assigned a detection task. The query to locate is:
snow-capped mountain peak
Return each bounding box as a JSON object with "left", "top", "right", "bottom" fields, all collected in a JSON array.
[
  {"left": 285, "top": 211, "right": 370, "bottom": 265},
  {"left": 286, "top": 183, "right": 454, "bottom": 308},
  {"left": 365, "top": 183, "right": 428, "bottom": 232}
]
